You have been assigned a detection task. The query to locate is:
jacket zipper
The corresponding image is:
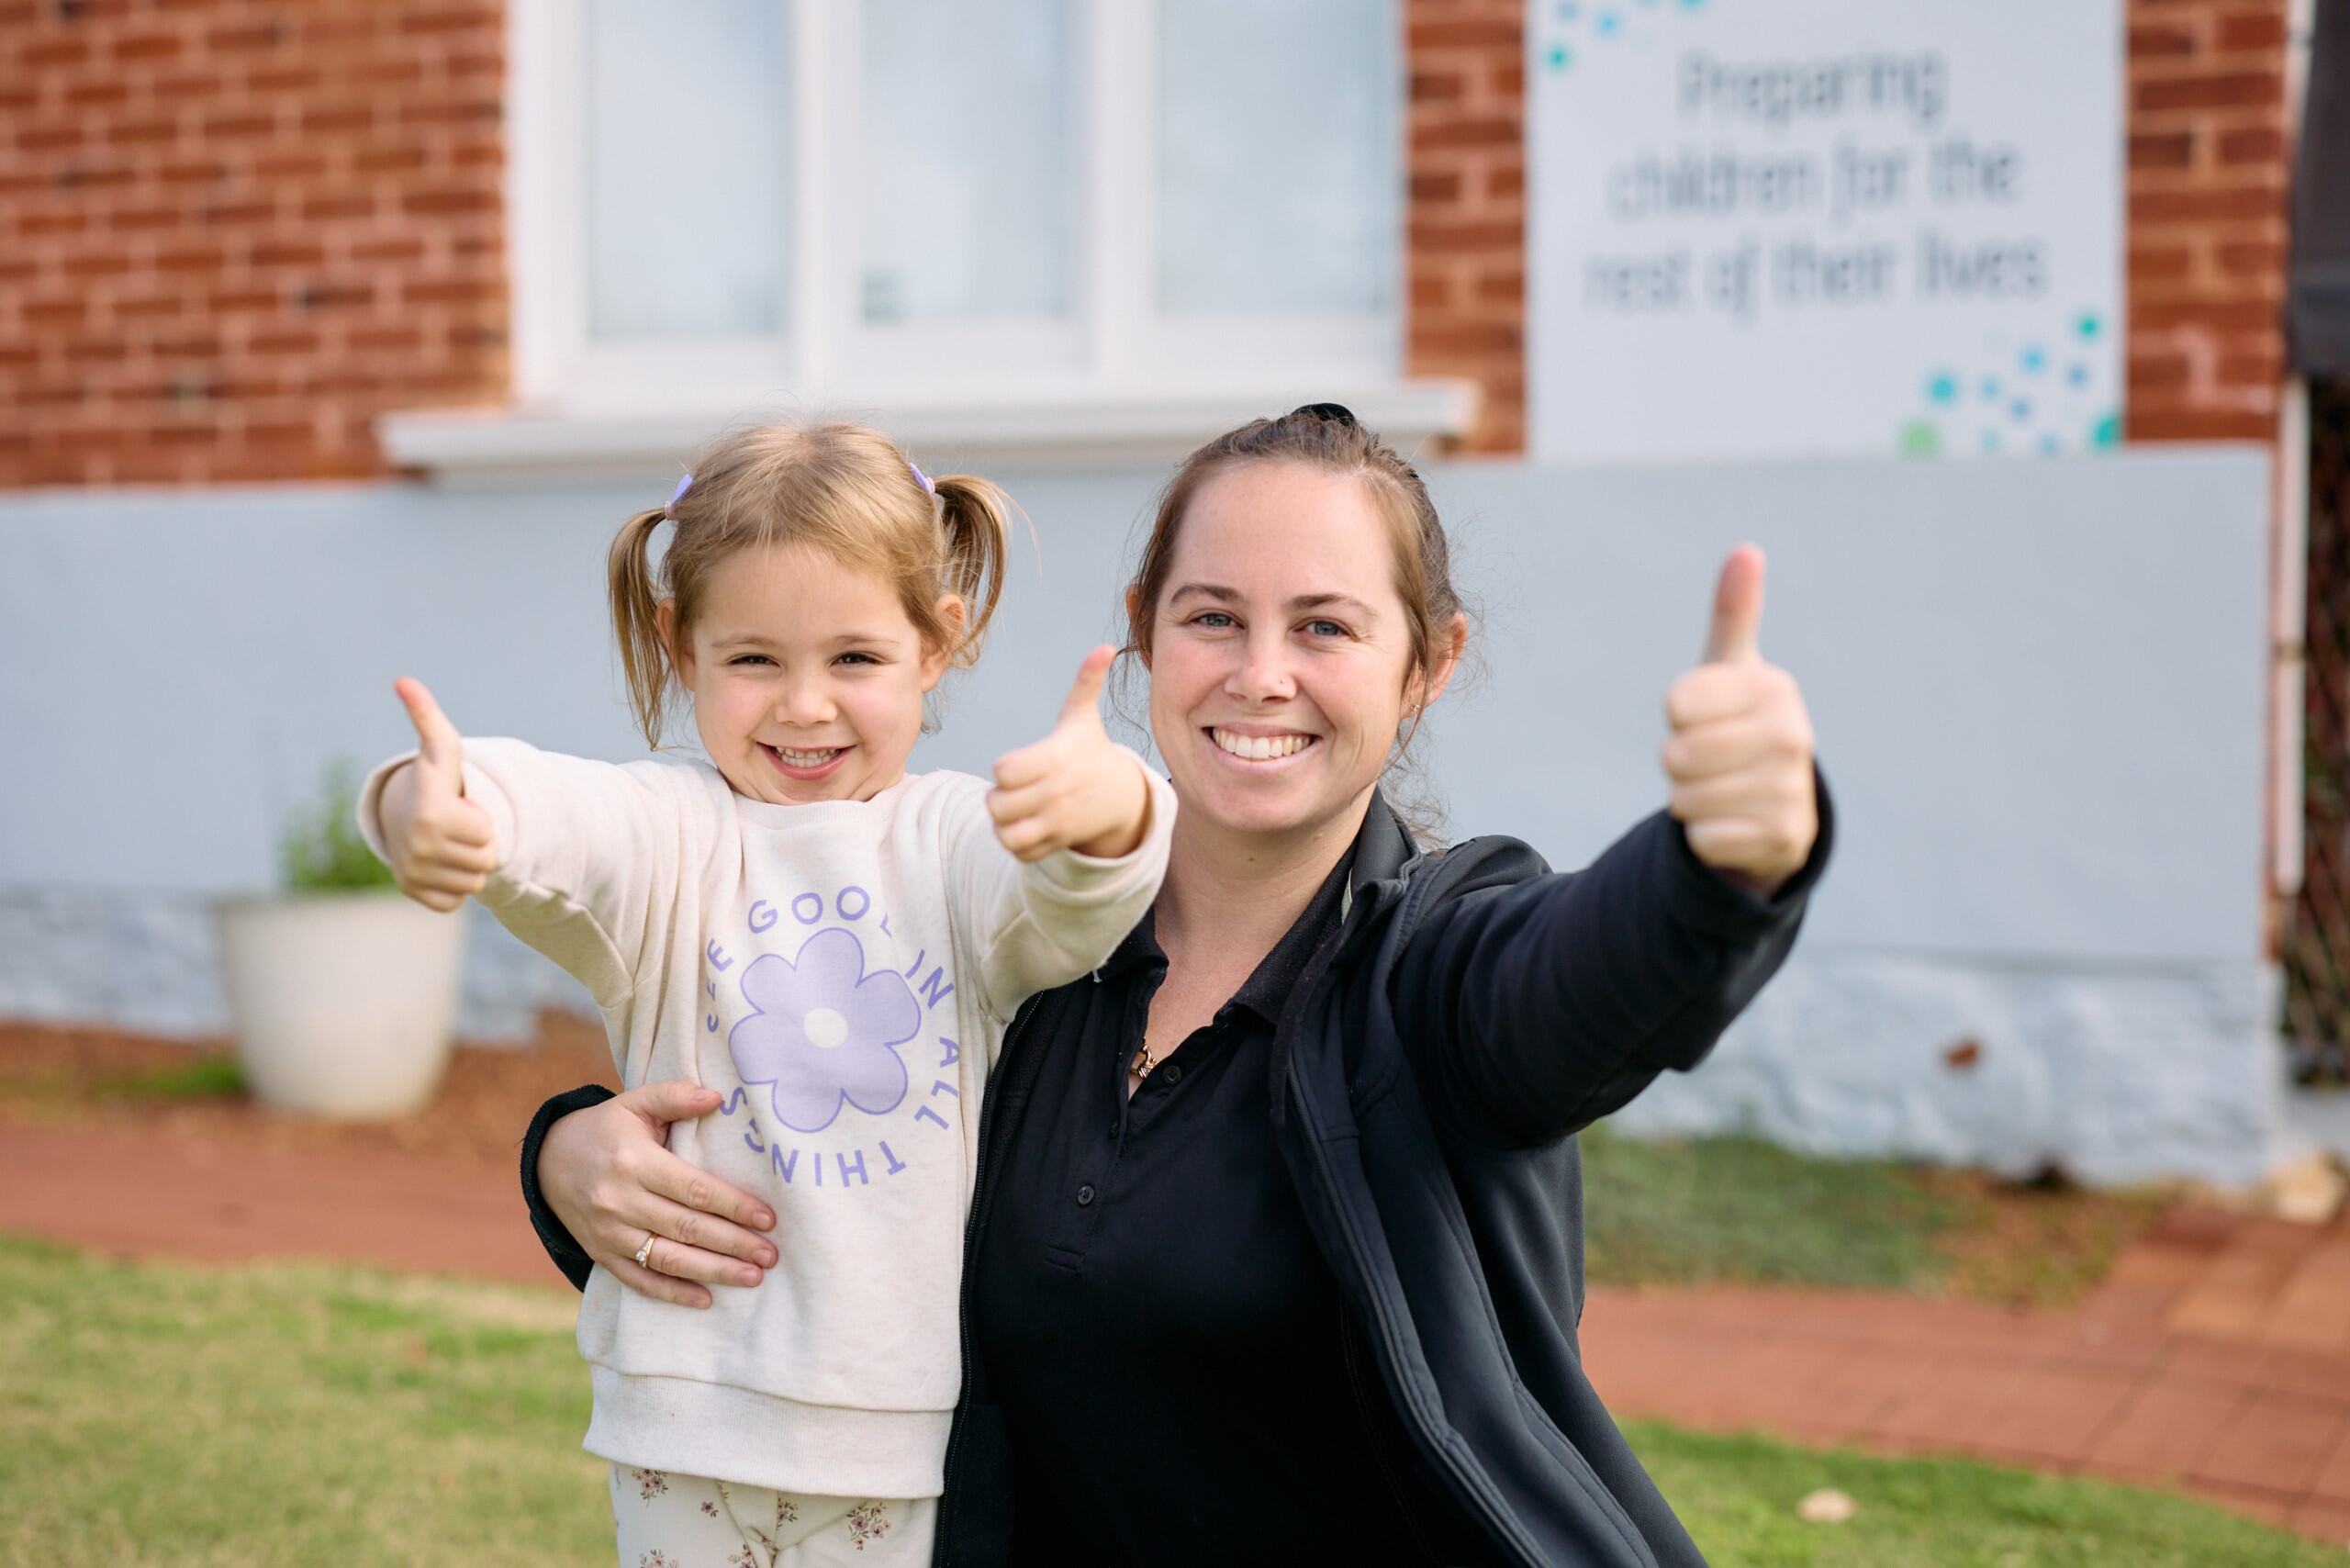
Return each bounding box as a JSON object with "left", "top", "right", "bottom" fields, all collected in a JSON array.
[
  {"left": 1339, "top": 1301, "right": 1442, "bottom": 1566},
  {"left": 1287, "top": 921, "right": 1654, "bottom": 1568}
]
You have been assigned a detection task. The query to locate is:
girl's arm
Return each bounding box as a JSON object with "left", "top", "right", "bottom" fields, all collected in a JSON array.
[
  {"left": 951, "top": 647, "right": 1176, "bottom": 1022},
  {"left": 359, "top": 679, "right": 702, "bottom": 1009}
]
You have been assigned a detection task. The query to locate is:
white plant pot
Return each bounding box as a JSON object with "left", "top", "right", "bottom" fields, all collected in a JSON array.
[{"left": 216, "top": 890, "right": 464, "bottom": 1116}]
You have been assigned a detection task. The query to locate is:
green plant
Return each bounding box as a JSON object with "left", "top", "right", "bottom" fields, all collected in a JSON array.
[
  {"left": 278, "top": 760, "right": 397, "bottom": 893},
  {"left": 93, "top": 1057, "right": 246, "bottom": 1102}
]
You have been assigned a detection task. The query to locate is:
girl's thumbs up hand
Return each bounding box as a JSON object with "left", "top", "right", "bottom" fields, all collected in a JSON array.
[
  {"left": 386, "top": 678, "right": 498, "bottom": 912},
  {"left": 987, "top": 645, "right": 1152, "bottom": 863},
  {"left": 1661, "top": 547, "right": 1818, "bottom": 894}
]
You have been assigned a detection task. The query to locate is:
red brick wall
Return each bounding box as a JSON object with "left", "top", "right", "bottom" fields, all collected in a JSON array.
[
  {"left": 1402, "top": 0, "right": 2298, "bottom": 456},
  {"left": 0, "top": 0, "right": 507, "bottom": 487},
  {"left": 2124, "top": 0, "right": 2292, "bottom": 445},
  {"left": 1403, "top": 0, "right": 1525, "bottom": 454},
  {"left": 0, "top": 2, "right": 2293, "bottom": 484}
]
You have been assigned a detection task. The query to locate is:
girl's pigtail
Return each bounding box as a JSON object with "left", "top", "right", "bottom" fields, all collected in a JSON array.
[
  {"left": 606, "top": 507, "right": 675, "bottom": 748},
  {"left": 929, "top": 474, "right": 1014, "bottom": 666}
]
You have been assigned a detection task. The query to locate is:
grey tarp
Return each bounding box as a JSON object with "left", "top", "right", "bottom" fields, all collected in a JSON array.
[{"left": 2292, "top": 2, "right": 2350, "bottom": 374}]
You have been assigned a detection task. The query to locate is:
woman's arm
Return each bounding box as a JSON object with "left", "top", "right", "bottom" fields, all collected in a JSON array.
[
  {"left": 1398, "top": 544, "right": 1827, "bottom": 1146},
  {"left": 521, "top": 1079, "right": 780, "bottom": 1308},
  {"left": 1393, "top": 776, "right": 1832, "bottom": 1148}
]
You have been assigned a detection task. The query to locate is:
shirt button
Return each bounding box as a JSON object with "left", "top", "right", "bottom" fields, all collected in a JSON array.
[
  {"left": 1076, "top": 1184, "right": 1096, "bottom": 1207},
  {"left": 1161, "top": 1063, "right": 1184, "bottom": 1085}
]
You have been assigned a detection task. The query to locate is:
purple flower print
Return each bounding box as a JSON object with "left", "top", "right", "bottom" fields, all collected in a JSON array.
[
  {"left": 729, "top": 927, "right": 920, "bottom": 1133},
  {"left": 845, "top": 1499, "right": 892, "bottom": 1549}
]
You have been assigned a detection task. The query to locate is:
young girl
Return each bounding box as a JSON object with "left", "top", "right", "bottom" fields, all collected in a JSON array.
[{"left": 360, "top": 421, "right": 1172, "bottom": 1567}]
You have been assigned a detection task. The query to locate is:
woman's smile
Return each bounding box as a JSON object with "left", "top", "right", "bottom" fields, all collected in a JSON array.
[{"left": 1203, "top": 725, "right": 1321, "bottom": 766}]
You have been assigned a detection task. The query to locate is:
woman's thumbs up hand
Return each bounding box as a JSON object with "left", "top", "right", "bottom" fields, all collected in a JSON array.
[
  {"left": 1661, "top": 547, "right": 1818, "bottom": 895},
  {"left": 383, "top": 678, "right": 498, "bottom": 912}
]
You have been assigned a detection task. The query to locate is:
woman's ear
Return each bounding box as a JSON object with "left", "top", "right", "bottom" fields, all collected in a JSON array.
[
  {"left": 1407, "top": 612, "right": 1469, "bottom": 714},
  {"left": 657, "top": 599, "right": 693, "bottom": 683},
  {"left": 922, "top": 594, "right": 968, "bottom": 690},
  {"left": 1125, "top": 585, "right": 1152, "bottom": 670}
]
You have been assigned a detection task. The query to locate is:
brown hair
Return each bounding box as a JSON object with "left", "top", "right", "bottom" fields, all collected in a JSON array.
[
  {"left": 609, "top": 420, "right": 1014, "bottom": 747},
  {"left": 1122, "top": 404, "right": 1471, "bottom": 826}
]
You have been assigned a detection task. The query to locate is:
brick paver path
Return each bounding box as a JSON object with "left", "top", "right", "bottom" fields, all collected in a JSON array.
[
  {"left": 14, "top": 1113, "right": 2350, "bottom": 1543},
  {"left": 1584, "top": 1204, "right": 2350, "bottom": 1545}
]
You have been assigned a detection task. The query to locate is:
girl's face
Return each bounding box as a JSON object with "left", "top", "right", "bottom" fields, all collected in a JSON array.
[
  {"left": 671, "top": 543, "right": 954, "bottom": 806},
  {"left": 1138, "top": 462, "right": 1458, "bottom": 847}
]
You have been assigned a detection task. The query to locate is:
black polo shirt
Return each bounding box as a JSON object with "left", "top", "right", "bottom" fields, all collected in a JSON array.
[{"left": 969, "top": 843, "right": 1482, "bottom": 1566}]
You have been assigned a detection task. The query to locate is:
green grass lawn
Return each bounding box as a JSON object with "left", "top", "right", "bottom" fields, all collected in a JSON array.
[
  {"left": 1, "top": 1234, "right": 2333, "bottom": 1566},
  {"left": 1581, "top": 1126, "right": 2169, "bottom": 1305},
  {"left": 1631, "top": 1422, "right": 2338, "bottom": 1567},
  {"left": 0, "top": 1235, "right": 610, "bottom": 1565}
]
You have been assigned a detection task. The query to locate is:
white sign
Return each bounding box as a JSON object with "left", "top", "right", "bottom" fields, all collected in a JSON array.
[{"left": 1528, "top": 0, "right": 2122, "bottom": 464}]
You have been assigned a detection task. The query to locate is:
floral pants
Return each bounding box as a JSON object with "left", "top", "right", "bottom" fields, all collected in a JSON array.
[{"left": 610, "top": 1464, "right": 935, "bottom": 1568}]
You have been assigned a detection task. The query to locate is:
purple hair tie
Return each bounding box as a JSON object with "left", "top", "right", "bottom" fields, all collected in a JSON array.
[
  {"left": 664, "top": 472, "right": 694, "bottom": 520},
  {"left": 909, "top": 461, "right": 935, "bottom": 497}
]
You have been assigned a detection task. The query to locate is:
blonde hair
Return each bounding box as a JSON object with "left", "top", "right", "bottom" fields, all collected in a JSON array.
[{"left": 609, "top": 421, "right": 1014, "bottom": 748}]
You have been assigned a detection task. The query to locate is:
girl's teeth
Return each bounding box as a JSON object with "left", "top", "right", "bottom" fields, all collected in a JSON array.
[
  {"left": 1211, "top": 729, "right": 1312, "bottom": 761},
  {"left": 776, "top": 746, "right": 841, "bottom": 767}
]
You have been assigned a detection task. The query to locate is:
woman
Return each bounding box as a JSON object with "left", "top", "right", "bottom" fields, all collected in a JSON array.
[{"left": 521, "top": 407, "right": 1830, "bottom": 1566}]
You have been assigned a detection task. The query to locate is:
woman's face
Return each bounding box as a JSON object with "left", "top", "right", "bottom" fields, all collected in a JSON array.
[{"left": 1138, "top": 461, "right": 1455, "bottom": 846}]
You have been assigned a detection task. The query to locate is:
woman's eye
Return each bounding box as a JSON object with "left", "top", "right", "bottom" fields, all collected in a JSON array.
[
  {"left": 1304, "top": 619, "right": 1348, "bottom": 639},
  {"left": 1192, "top": 611, "right": 1237, "bottom": 630}
]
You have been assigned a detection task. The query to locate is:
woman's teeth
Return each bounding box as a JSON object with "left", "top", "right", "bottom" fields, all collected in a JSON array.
[
  {"left": 1210, "top": 728, "right": 1315, "bottom": 761},
  {"left": 773, "top": 745, "right": 844, "bottom": 767}
]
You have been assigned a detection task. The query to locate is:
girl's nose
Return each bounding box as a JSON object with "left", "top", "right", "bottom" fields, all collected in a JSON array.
[{"left": 776, "top": 677, "right": 834, "bottom": 724}]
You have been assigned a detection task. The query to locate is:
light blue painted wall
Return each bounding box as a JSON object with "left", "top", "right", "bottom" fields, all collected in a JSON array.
[{"left": 0, "top": 447, "right": 2282, "bottom": 1179}]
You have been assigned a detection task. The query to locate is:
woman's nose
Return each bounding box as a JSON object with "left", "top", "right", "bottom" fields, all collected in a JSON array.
[{"left": 1227, "top": 635, "right": 1296, "bottom": 702}]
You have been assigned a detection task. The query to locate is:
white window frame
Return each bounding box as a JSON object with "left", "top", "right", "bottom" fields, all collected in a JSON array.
[{"left": 393, "top": 0, "right": 1474, "bottom": 476}]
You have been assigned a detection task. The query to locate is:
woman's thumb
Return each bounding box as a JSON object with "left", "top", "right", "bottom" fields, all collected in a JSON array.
[{"left": 625, "top": 1078, "right": 722, "bottom": 1125}]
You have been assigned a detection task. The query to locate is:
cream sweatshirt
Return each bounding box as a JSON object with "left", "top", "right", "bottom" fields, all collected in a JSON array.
[{"left": 359, "top": 740, "right": 1172, "bottom": 1498}]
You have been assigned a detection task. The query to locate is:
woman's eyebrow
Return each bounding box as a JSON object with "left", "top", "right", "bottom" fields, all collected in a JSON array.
[
  {"left": 1289, "top": 592, "right": 1377, "bottom": 619},
  {"left": 1167, "top": 583, "right": 1377, "bottom": 618}
]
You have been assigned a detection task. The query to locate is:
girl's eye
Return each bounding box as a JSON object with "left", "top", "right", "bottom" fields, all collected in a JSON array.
[
  {"left": 834, "top": 651, "right": 879, "bottom": 666},
  {"left": 727, "top": 654, "right": 773, "bottom": 667}
]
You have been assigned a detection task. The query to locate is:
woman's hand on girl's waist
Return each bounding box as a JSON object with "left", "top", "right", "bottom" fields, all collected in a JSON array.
[{"left": 540, "top": 1078, "right": 780, "bottom": 1309}]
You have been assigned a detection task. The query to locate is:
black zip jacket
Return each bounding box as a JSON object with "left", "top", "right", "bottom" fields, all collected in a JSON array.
[{"left": 520, "top": 783, "right": 1831, "bottom": 1568}]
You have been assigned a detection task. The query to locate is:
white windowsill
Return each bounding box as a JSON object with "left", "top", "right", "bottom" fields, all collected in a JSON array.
[{"left": 377, "top": 379, "right": 1483, "bottom": 484}]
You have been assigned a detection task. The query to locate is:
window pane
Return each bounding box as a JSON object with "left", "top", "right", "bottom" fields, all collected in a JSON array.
[
  {"left": 859, "top": 0, "right": 1070, "bottom": 324},
  {"left": 1157, "top": 0, "right": 1398, "bottom": 317},
  {"left": 587, "top": 0, "right": 790, "bottom": 340}
]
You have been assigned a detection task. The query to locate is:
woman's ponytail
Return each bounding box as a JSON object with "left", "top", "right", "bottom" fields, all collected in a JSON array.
[
  {"left": 606, "top": 506, "right": 675, "bottom": 748},
  {"left": 928, "top": 473, "right": 1013, "bottom": 667}
]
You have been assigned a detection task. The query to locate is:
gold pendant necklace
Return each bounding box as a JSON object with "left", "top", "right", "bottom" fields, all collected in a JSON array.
[{"left": 1129, "top": 1039, "right": 1168, "bottom": 1082}]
